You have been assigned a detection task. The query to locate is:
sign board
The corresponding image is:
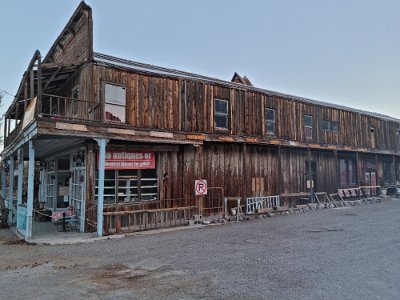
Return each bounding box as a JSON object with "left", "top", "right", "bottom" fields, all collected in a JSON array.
[
  {"left": 99, "top": 151, "right": 156, "bottom": 170},
  {"left": 195, "top": 180, "right": 207, "bottom": 196}
]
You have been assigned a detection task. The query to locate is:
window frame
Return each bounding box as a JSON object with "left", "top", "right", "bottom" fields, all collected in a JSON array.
[
  {"left": 104, "top": 83, "right": 127, "bottom": 123},
  {"left": 304, "top": 114, "right": 313, "bottom": 140},
  {"left": 214, "top": 98, "right": 229, "bottom": 130},
  {"left": 265, "top": 108, "right": 276, "bottom": 135},
  {"left": 320, "top": 119, "right": 339, "bottom": 133},
  {"left": 370, "top": 126, "right": 376, "bottom": 148},
  {"left": 96, "top": 168, "right": 159, "bottom": 204}
]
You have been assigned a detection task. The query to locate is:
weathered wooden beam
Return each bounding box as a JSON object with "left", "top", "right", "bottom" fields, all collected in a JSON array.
[
  {"left": 242, "top": 143, "right": 247, "bottom": 201},
  {"left": 30, "top": 67, "right": 34, "bottom": 103},
  {"left": 307, "top": 147, "right": 314, "bottom": 202},
  {"left": 356, "top": 152, "right": 361, "bottom": 186},
  {"left": 334, "top": 150, "right": 339, "bottom": 190},
  {"left": 278, "top": 145, "right": 283, "bottom": 195},
  {"left": 43, "top": 66, "right": 61, "bottom": 90},
  {"left": 24, "top": 81, "right": 28, "bottom": 110}
]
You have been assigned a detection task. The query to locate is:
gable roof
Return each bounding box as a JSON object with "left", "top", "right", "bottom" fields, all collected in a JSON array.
[{"left": 231, "top": 72, "right": 254, "bottom": 86}]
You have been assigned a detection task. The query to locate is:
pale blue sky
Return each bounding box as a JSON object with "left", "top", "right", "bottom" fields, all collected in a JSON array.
[{"left": 0, "top": 0, "right": 399, "bottom": 119}]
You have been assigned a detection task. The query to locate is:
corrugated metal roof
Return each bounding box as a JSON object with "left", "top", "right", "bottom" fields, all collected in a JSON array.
[{"left": 93, "top": 52, "right": 400, "bottom": 123}]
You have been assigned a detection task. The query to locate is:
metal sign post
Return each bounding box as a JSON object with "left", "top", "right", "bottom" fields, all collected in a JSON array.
[{"left": 195, "top": 180, "right": 207, "bottom": 196}]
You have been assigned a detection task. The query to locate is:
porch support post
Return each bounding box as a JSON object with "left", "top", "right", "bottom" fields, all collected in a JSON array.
[
  {"left": 307, "top": 147, "right": 314, "bottom": 203},
  {"left": 1, "top": 162, "right": 6, "bottom": 202},
  {"left": 8, "top": 155, "right": 15, "bottom": 225},
  {"left": 17, "top": 148, "right": 24, "bottom": 206},
  {"left": 26, "top": 140, "right": 35, "bottom": 240},
  {"left": 95, "top": 138, "right": 109, "bottom": 237},
  {"left": 356, "top": 152, "right": 361, "bottom": 187}
]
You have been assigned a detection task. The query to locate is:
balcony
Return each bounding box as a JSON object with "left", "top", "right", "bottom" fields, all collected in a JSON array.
[{"left": 4, "top": 94, "right": 102, "bottom": 148}]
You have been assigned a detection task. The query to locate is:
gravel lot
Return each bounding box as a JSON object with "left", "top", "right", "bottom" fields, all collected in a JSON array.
[{"left": 1, "top": 199, "right": 400, "bottom": 299}]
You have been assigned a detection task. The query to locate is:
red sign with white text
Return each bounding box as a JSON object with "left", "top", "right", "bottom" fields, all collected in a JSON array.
[{"left": 99, "top": 151, "right": 156, "bottom": 170}]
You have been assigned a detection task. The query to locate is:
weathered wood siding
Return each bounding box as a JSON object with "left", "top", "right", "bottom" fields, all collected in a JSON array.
[
  {"left": 91, "top": 65, "right": 400, "bottom": 154},
  {"left": 44, "top": 3, "right": 93, "bottom": 65}
]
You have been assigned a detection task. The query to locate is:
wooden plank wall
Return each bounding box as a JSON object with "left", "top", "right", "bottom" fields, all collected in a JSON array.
[
  {"left": 45, "top": 5, "right": 92, "bottom": 65},
  {"left": 91, "top": 65, "right": 400, "bottom": 153}
]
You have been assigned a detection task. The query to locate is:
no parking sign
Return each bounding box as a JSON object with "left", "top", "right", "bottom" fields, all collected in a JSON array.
[{"left": 195, "top": 180, "right": 207, "bottom": 196}]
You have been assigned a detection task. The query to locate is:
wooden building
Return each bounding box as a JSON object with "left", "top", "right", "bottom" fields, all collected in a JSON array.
[{"left": 2, "top": 2, "right": 400, "bottom": 240}]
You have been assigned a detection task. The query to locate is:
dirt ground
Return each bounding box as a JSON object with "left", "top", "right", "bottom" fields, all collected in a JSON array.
[{"left": 1, "top": 198, "right": 400, "bottom": 299}]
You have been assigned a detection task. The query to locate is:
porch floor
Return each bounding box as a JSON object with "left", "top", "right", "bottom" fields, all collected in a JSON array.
[{"left": 30, "top": 220, "right": 97, "bottom": 244}]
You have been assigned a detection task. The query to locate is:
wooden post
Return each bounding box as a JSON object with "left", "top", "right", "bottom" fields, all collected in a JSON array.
[
  {"left": 356, "top": 152, "right": 361, "bottom": 187},
  {"left": 26, "top": 140, "right": 35, "bottom": 240},
  {"left": 37, "top": 52, "right": 42, "bottom": 115},
  {"left": 15, "top": 101, "right": 19, "bottom": 129},
  {"left": 95, "top": 138, "right": 109, "bottom": 237},
  {"left": 8, "top": 155, "right": 14, "bottom": 225},
  {"left": 24, "top": 81, "right": 28, "bottom": 110},
  {"left": 7, "top": 118, "right": 11, "bottom": 136},
  {"left": 375, "top": 153, "right": 379, "bottom": 186},
  {"left": 242, "top": 143, "right": 247, "bottom": 203},
  {"left": 307, "top": 147, "right": 314, "bottom": 203},
  {"left": 85, "top": 144, "right": 95, "bottom": 232},
  {"left": 334, "top": 150, "right": 339, "bottom": 190},
  {"left": 1, "top": 163, "right": 6, "bottom": 201},
  {"left": 278, "top": 145, "right": 283, "bottom": 195},
  {"left": 4, "top": 116, "right": 7, "bottom": 140},
  {"left": 30, "top": 68, "right": 34, "bottom": 102},
  {"left": 17, "top": 148, "right": 24, "bottom": 206}
]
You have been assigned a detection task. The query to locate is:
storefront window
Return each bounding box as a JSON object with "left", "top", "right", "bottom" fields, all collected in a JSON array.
[{"left": 96, "top": 169, "right": 158, "bottom": 204}]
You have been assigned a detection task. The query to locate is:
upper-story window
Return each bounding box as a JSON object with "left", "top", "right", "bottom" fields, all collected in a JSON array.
[
  {"left": 321, "top": 119, "right": 338, "bottom": 132},
  {"left": 105, "top": 84, "right": 126, "bottom": 123},
  {"left": 396, "top": 130, "right": 400, "bottom": 151},
  {"left": 370, "top": 127, "right": 376, "bottom": 148},
  {"left": 304, "top": 114, "right": 313, "bottom": 140},
  {"left": 266, "top": 108, "right": 275, "bottom": 134},
  {"left": 214, "top": 99, "right": 229, "bottom": 130}
]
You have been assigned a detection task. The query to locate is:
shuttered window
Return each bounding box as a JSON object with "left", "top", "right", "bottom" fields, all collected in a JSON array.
[
  {"left": 214, "top": 99, "right": 229, "bottom": 129},
  {"left": 266, "top": 108, "right": 275, "bottom": 134},
  {"left": 104, "top": 84, "right": 126, "bottom": 123}
]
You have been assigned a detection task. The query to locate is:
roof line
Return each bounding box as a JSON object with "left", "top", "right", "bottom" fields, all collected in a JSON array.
[{"left": 93, "top": 52, "right": 400, "bottom": 123}]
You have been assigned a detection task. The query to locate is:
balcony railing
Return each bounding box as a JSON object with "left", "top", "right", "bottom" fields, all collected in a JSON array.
[
  {"left": 40, "top": 94, "right": 102, "bottom": 122},
  {"left": 4, "top": 94, "right": 102, "bottom": 148}
]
